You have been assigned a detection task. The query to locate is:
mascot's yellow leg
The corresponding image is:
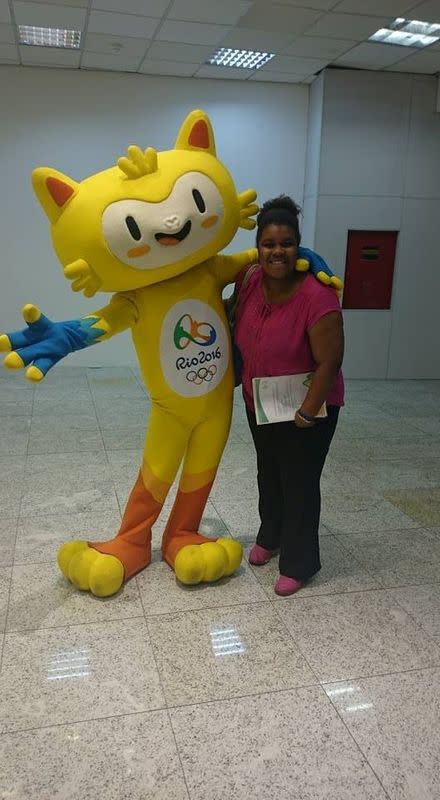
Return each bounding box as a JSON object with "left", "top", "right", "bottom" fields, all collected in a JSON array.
[
  {"left": 162, "top": 409, "right": 243, "bottom": 584},
  {"left": 56, "top": 469, "right": 163, "bottom": 597},
  {"left": 57, "top": 540, "right": 124, "bottom": 597},
  {"left": 57, "top": 405, "right": 194, "bottom": 596},
  {"left": 57, "top": 407, "right": 190, "bottom": 596}
]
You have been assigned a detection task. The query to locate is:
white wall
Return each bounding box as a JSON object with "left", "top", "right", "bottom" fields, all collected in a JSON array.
[
  {"left": 309, "top": 68, "right": 440, "bottom": 379},
  {"left": 302, "top": 71, "right": 323, "bottom": 247},
  {"left": 0, "top": 66, "right": 308, "bottom": 366}
]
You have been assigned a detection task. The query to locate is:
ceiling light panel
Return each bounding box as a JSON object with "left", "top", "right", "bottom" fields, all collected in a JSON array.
[
  {"left": 18, "top": 25, "right": 81, "bottom": 48},
  {"left": 370, "top": 17, "right": 440, "bottom": 48},
  {"left": 208, "top": 47, "right": 274, "bottom": 69}
]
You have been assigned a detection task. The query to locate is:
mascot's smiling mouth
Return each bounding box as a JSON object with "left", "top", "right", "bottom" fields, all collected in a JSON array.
[{"left": 155, "top": 220, "right": 192, "bottom": 247}]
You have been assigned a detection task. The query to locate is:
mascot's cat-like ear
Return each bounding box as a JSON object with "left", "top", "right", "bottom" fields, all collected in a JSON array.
[
  {"left": 174, "top": 109, "right": 216, "bottom": 157},
  {"left": 32, "top": 168, "right": 79, "bottom": 224}
]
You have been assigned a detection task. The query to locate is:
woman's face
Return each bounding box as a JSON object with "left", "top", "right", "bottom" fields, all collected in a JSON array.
[{"left": 258, "top": 224, "right": 298, "bottom": 281}]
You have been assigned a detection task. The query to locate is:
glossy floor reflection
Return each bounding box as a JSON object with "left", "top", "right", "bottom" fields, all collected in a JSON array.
[{"left": 0, "top": 368, "right": 439, "bottom": 799}]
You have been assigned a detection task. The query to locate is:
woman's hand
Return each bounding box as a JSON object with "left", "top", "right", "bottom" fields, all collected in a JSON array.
[{"left": 294, "top": 410, "right": 316, "bottom": 428}]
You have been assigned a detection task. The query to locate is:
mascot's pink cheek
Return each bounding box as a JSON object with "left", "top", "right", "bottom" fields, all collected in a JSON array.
[
  {"left": 127, "top": 244, "right": 151, "bottom": 257},
  {"left": 201, "top": 215, "right": 218, "bottom": 229}
]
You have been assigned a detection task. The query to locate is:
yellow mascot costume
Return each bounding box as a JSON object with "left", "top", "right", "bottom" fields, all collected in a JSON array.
[{"left": 0, "top": 109, "right": 342, "bottom": 598}]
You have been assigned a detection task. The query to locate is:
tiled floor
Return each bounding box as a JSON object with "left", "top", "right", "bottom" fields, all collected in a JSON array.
[{"left": 0, "top": 366, "right": 439, "bottom": 799}]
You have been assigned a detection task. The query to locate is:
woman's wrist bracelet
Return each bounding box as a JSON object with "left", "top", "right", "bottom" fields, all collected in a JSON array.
[
  {"left": 297, "top": 409, "right": 316, "bottom": 422},
  {"left": 296, "top": 411, "right": 316, "bottom": 425}
]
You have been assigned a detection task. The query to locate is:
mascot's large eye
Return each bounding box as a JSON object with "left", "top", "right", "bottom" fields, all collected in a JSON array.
[
  {"left": 192, "top": 189, "right": 206, "bottom": 213},
  {"left": 125, "top": 215, "right": 142, "bottom": 241}
]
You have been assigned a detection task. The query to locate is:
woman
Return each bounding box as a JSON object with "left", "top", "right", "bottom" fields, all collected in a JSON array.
[{"left": 234, "top": 196, "right": 344, "bottom": 596}]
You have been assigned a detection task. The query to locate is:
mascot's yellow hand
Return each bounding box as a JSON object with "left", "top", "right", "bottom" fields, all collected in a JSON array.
[
  {"left": 23, "top": 304, "right": 42, "bottom": 323},
  {"left": 296, "top": 249, "right": 344, "bottom": 292},
  {"left": 296, "top": 258, "right": 310, "bottom": 273},
  {"left": 329, "top": 275, "right": 344, "bottom": 291},
  {"left": 3, "top": 351, "right": 24, "bottom": 369},
  {"left": 316, "top": 270, "right": 331, "bottom": 285},
  {"left": 1, "top": 304, "right": 106, "bottom": 382},
  {"left": 0, "top": 304, "right": 42, "bottom": 359},
  {"left": 0, "top": 334, "right": 12, "bottom": 352},
  {"left": 1, "top": 305, "right": 45, "bottom": 380},
  {"left": 1, "top": 304, "right": 43, "bottom": 377}
]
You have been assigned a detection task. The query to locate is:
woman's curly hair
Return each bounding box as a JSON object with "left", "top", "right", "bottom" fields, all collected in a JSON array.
[{"left": 256, "top": 195, "right": 302, "bottom": 246}]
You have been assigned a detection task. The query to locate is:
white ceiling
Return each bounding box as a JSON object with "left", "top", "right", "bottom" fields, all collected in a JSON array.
[{"left": 1, "top": 0, "right": 440, "bottom": 82}]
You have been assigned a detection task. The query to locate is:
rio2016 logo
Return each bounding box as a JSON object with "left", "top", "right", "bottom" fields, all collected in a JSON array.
[
  {"left": 174, "top": 314, "right": 217, "bottom": 350},
  {"left": 161, "top": 300, "right": 228, "bottom": 397}
]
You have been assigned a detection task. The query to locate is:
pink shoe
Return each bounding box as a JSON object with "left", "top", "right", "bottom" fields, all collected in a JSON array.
[
  {"left": 248, "top": 544, "right": 275, "bottom": 566},
  {"left": 274, "top": 575, "right": 303, "bottom": 596}
]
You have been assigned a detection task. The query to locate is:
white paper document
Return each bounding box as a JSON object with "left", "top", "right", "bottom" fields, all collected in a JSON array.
[{"left": 252, "top": 373, "right": 327, "bottom": 425}]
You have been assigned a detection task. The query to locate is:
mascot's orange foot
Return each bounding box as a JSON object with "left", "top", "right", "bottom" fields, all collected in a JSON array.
[
  {"left": 174, "top": 538, "right": 243, "bottom": 585},
  {"left": 57, "top": 541, "right": 124, "bottom": 597}
]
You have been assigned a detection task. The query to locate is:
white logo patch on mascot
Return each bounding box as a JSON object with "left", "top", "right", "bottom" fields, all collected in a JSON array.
[{"left": 160, "top": 300, "right": 229, "bottom": 397}]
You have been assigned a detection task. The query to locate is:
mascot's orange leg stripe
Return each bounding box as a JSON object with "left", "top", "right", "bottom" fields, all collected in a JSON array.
[
  {"left": 161, "top": 481, "right": 214, "bottom": 568},
  {"left": 91, "top": 470, "right": 162, "bottom": 580}
]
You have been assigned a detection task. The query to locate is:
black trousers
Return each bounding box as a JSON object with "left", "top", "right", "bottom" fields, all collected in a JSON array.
[{"left": 246, "top": 406, "right": 340, "bottom": 580}]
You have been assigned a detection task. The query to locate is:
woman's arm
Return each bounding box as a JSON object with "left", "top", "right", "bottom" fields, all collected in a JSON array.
[{"left": 295, "top": 311, "right": 344, "bottom": 427}]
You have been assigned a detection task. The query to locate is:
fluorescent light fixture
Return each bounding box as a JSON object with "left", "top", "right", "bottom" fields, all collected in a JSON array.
[
  {"left": 19, "top": 25, "right": 81, "bottom": 49},
  {"left": 207, "top": 48, "right": 275, "bottom": 69},
  {"left": 370, "top": 17, "right": 440, "bottom": 48}
]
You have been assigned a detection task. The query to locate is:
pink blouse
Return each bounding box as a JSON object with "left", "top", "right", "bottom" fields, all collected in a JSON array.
[{"left": 234, "top": 268, "right": 345, "bottom": 412}]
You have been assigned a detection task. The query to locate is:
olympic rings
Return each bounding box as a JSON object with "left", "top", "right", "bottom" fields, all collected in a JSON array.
[{"left": 186, "top": 365, "right": 217, "bottom": 384}]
